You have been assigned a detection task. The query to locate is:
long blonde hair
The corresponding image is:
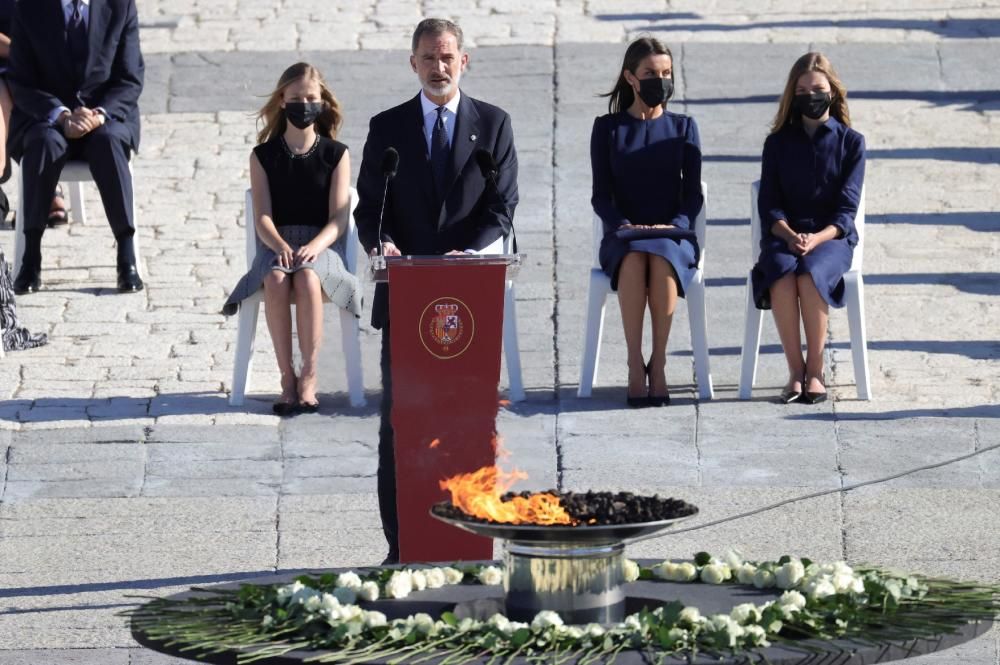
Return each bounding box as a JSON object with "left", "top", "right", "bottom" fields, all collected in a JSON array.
[
  {"left": 256, "top": 62, "right": 343, "bottom": 144},
  {"left": 771, "top": 52, "right": 850, "bottom": 133}
]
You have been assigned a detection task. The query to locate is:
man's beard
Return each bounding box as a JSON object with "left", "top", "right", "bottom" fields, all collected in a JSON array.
[{"left": 423, "top": 71, "right": 460, "bottom": 98}]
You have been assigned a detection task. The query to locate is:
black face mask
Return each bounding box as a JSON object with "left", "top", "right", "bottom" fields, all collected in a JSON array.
[
  {"left": 284, "top": 102, "right": 325, "bottom": 129},
  {"left": 636, "top": 77, "right": 673, "bottom": 108},
  {"left": 793, "top": 91, "right": 832, "bottom": 120}
]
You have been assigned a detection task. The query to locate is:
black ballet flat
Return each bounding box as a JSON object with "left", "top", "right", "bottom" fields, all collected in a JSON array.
[{"left": 626, "top": 395, "right": 648, "bottom": 408}]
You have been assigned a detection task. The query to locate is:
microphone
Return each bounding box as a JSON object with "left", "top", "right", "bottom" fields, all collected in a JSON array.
[
  {"left": 474, "top": 148, "right": 516, "bottom": 253},
  {"left": 376, "top": 147, "right": 399, "bottom": 258}
]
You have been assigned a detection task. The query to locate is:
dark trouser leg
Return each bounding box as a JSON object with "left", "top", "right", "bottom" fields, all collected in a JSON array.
[
  {"left": 79, "top": 120, "right": 134, "bottom": 238},
  {"left": 377, "top": 323, "right": 399, "bottom": 558},
  {"left": 17, "top": 124, "right": 70, "bottom": 281},
  {"left": 20, "top": 123, "right": 70, "bottom": 237}
]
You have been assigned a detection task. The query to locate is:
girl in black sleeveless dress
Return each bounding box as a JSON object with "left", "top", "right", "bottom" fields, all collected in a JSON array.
[{"left": 223, "top": 63, "right": 360, "bottom": 415}]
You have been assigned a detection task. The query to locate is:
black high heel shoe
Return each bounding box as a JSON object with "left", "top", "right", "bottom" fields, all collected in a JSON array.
[
  {"left": 646, "top": 361, "right": 670, "bottom": 407},
  {"left": 802, "top": 375, "right": 827, "bottom": 404},
  {"left": 779, "top": 376, "right": 804, "bottom": 404},
  {"left": 626, "top": 361, "right": 648, "bottom": 408}
]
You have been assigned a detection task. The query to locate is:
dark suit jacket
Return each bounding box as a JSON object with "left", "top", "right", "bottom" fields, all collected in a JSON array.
[
  {"left": 355, "top": 92, "right": 519, "bottom": 329},
  {"left": 6, "top": 0, "right": 144, "bottom": 160}
]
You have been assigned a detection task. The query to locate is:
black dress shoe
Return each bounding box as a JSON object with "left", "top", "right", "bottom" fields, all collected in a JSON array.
[
  {"left": 298, "top": 400, "right": 319, "bottom": 414},
  {"left": 13, "top": 266, "right": 42, "bottom": 294},
  {"left": 116, "top": 264, "right": 144, "bottom": 292},
  {"left": 381, "top": 551, "right": 400, "bottom": 566}
]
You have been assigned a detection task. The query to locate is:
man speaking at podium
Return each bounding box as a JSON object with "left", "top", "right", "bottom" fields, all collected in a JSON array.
[{"left": 354, "top": 17, "right": 519, "bottom": 564}]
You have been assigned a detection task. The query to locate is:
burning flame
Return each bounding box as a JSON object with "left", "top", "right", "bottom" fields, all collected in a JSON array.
[
  {"left": 429, "top": 438, "right": 441, "bottom": 449},
  {"left": 439, "top": 465, "right": 575, "bottom": 525}
]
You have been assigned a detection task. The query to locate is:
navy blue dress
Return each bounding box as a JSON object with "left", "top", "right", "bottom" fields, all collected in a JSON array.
[
  {"left": 590, "top": 111, "right": 703, "bottom": 294},
  {"left": 751, "top": 116, "right": 866, "bottom": 309}
]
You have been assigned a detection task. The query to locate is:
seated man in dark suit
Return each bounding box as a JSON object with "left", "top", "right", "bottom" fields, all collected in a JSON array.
[
  {"left": 8, "top": 0, "right": 144, "bottom": 294},
  {"left": 354, "top": 17, "right": 519, "bottom": 564}
]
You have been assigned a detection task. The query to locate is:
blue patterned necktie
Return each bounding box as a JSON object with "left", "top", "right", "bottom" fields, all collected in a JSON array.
[
  {"left": 67, "top": 0, "right": 88, "bottom": 80},
  {"left": 430, "top": 106, "right": 450, "bottom": 204}
]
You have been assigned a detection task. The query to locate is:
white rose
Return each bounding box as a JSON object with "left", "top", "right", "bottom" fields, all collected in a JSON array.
[
  {"left": 807, "top": 579, "right": 837, "bottom": 600},
  {"left": 679, "top": 606, "right": 702, "bottom": 625},
  {"left": 849, "top": 576, "right": 866, "bottom": 595},
  {"left": 364, "top": 611, "right": 388, "bottom": 628},
  {"left": 623, "top": 559, "right": 640, "bottom": 583},
  {"left": 304, "top": 594, "right": 322, "bottom": 613},
  {"left": 884, "top": 579, "right": 903, "bottom": 601},
  {"left": 775, "top": 560, "right": 806, "bottom": 590},
  {"left": 358, "top": 581, "right": 380, "bottom": 602},
  {"left": 700, "top": 563, "right": 730, "bottom": 585},
  {"left": 488, "top": 613, "right": 513, "bottom": 634},
  {"left": 333, "top": 586, "right": 357, "bottom": 605},
  {"left": 736, "top": 563, "right": 758, "bottom": 585},
  {"left": 386, "top": 571, "right": 413, "bottom": 599},
  {"left": 261, "top": 615, "right": 274, "bottom": 628},
  {"left": 530, "top": 610, "right": 563, "bottom": 631},
  {"left": 424, "top": 568, "right": 446, "bottom": 589},
  {"left": 563, "top": 626, "right": 584, "bottom": 640},
  {"left": 411, "top": 612, "right": 436, "bottom": 634},
  {"left": 410, "top": 570, "right": 428, "bottom": 591},
  {"left": 724, "top": 549, "right": 744, "bottom": 570},
  {"left": 831, "top": 572, "right": 856, "bottom": 594},
  {"left": 442, "top": 567, "right": 464, "bottom": 585},
  {"left": 336, "top": 572, "right": 363, "bottom": 591},
  {"left": 675, "top": 562, "right": 698, "bottom": 581},
  {"left": 585, "top": 623, "right": 605, "bottom": 638},
  {"left": 744, "top": 624, "right": 769, "bottom": 647},
  {"left": 275, "top": 581, "right": 301, "bottom": 604},
  {"left": 478, "top": 565, "right": 504, "bottom": 586},
  {"left": 653, "top": 562, "right": 676, "bottom": 580},
  {"left": 778, "top": 590, "right": 806, "bottom": 611},
  {"left": 320, "top": 593, "right": 341, "bottom": 613},
  {"left": 753, "top": 569, "right": 776, "bottom": 589},
  {"left": 457, "top": 617, "right": 477, "bottom": 633},
  {"left": 623, "top": 614, "right": 643, "bottom": 632},
  {"left": 707, "top": 615, "right": 745, "bottom": 648},
  {"left": 730, "top": 603, "right": 762, "bottom": 625}
]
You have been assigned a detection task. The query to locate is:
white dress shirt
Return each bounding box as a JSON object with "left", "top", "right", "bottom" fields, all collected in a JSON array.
[{"left": 419, "top": 89, "right": 460, "bottom": 155}]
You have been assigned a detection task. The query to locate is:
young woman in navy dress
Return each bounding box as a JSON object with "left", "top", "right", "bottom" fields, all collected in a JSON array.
[
  {"left": 751, "top": 52, "right": 866, "bottom": 404},
  {"left": 590, "top": 37, "right": 703, "bottom": 407}
]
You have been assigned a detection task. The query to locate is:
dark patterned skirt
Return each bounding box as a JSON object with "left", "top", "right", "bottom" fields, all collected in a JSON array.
[
  {"left": 0, "top": 250, "right": 48, "bottom": 352},
  {"left": 222, "top": 225, "right": 361, "bottom": 318}
]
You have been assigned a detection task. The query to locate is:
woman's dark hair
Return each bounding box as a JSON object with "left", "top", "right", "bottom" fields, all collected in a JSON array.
[{"left": 601, "top": 37, "right": 673, "bottom": 114}]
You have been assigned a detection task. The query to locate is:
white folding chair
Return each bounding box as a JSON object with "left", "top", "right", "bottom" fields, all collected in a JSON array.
[
  {"left": 13, "top": 160, "right": 143, "bottom": 277},
  {"left": 229, "top": 187, "right": 366, "bottom": 408},
  {"left": 501, "top": 233, "right": 525, "bottom": 402},
  {"left": 738, "top": 181, "right": 871, "bottom": 400},
  {"left": 577, "top": 182, "right": 714, "bottom": 400}
]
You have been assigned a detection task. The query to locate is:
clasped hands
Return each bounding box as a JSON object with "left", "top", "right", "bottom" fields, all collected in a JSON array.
[
  {"left": 276, "top": 241, "right": 323, "bottom": 269},
  {"left": 621, "top": 223, "right": 676, "bottom": 230},
  {"left": 786, "top": 232, "right": 822, "bottom": 256},
  {"left": 59, "top": 107, "right": 104, "bottom": 139}
]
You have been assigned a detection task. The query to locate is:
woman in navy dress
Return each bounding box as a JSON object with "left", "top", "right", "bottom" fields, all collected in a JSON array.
[
  {"left": 751, "top": 52, "right": 866, "bottom": 404},
  {"left": 591, "top": 37, "right": 703, "bottom": 407}
]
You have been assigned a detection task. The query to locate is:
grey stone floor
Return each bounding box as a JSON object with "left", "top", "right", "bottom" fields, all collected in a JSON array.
[{"left": 1, "top": 2, "right": 999, "bottom": 663}]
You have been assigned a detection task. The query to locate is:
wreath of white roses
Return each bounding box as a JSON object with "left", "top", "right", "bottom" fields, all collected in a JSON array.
[{"left": 130, "top": 551, "right": 999, "bottom": 664}]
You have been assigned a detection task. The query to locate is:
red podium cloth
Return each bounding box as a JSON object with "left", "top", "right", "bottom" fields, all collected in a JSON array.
[{"left": 388, "top": 260, "right": 507, "bottom": 562}]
